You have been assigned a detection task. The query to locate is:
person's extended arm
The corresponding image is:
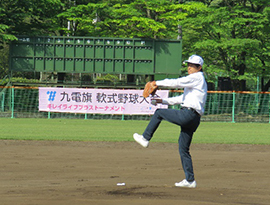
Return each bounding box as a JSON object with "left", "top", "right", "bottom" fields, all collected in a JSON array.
[
  {"left": 156, "top": 75, "right": 197, "bottom": 89},
  {"left": 151, "top": 95, "right": 183, "bottom": 106}
]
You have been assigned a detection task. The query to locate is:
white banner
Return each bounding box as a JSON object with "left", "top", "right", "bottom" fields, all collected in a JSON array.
[{"left": 39, "top": 88, "right": 169, "bottom": 115}]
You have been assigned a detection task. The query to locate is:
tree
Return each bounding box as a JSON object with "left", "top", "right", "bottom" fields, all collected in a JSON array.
[
  {"left": 0, "top": 23, "right": 17, "bottom": 78},
  {"left": 0, "top": 25, "right": 17, "bottom": 45},
  {"left": 0, "top": 0, "right": 65, "bottom": 79},
  {"left": 181, "top": 0, "right": 270, "bottom": 91},
  {"left": 57, "top": 0, "right": 206, "bottom": 39},
  {"left": 2, "top": 0, "right": 269, "bottom": 91},
  {"left": 0, "top": 0, "right": 64, "bottom": 36}
]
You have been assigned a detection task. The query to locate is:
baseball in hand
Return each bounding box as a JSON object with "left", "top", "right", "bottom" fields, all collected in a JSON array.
[{"left": 151, "top": 99, "right": 157, "bottom": 106}]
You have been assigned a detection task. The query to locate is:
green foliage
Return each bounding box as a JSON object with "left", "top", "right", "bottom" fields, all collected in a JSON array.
[
  {"left": 181, "top": 1, "right": 270, "bottom": 90},
  {"left": 57, "top": 0, "right": 205, "bottom": 39},
  {"left": 96, "top": 74, "right": 119, "bottom": 82},
  {"left": 0, "top": 0, "right": 63, "bottom": 36},
  {"left": 1, "top": 0, "right": 270, "bottom": 90},
  {"left": 0, "top": 77, "right": 40, "bottom": 86},
  {"left": 0, "top": 44, "right": 9, "bottom": 78},
  {"left": 0, "top": 25, "right": 17, "bottom": 44}
]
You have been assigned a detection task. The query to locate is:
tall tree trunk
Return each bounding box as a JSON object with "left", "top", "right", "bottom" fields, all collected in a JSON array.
[
  {"left": 261, "top": 78, "right": 270, "bottom": 91},
  {"left": 232, "top": 52, "right": 247, "bottom": 91}
]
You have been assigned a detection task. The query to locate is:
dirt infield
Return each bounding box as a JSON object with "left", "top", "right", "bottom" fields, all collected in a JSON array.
[{"left": 0, "top": 140, "right": 269, "bottom": 205}]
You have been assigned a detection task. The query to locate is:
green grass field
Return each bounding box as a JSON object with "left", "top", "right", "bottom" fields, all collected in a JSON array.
[{"left": 0, "top": 118, "right": 269, "bottom": 145}]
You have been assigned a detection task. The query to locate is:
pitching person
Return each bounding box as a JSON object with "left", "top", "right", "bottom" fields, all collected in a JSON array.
[{"left": 133, "top": 54, "right": 207, "bottom": 188}]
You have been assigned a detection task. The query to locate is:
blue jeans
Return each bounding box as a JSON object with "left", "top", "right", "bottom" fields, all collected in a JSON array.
[{"left": 143, "top": 108, "right": 201, "bottom": 182}]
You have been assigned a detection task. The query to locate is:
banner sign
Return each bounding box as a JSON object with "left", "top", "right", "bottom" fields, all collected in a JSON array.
[{"left": 39, "top": 88, "right": 169, "bottom": 115}]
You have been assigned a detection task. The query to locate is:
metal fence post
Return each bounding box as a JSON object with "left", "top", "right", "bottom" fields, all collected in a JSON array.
[
  {"left": 11, "top": 87, "right": 14, "bottom": 118},
  {"left": 1, "top": 92, "right": 5, "bottom": 112},
  {"left": 232, "top": 91, "right": 235, "bottom": 123}
]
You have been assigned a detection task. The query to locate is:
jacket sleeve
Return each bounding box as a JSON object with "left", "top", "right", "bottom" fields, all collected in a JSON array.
[
  {"left": 162, "top": 95, "right": 183, "bottom": 105},
  {"left": 156, "top": 75, "right": 197, "bottom": 89}
]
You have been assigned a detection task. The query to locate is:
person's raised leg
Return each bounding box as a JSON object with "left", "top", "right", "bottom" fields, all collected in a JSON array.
[
  {"left": 133, "top": 108, "right": 183, "bottom": 148},
  {"left": 143, "top": 109, "right": 184, "bottom": 140}
]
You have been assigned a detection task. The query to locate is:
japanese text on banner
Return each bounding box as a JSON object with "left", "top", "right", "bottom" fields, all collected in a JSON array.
[{"left": 39, "top": 88, "right": 169, "bottom": 115}]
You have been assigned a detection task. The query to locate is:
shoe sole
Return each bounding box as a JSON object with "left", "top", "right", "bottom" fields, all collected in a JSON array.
[{"left": 175, "top": 185, "right": 196, "bottom": 188}]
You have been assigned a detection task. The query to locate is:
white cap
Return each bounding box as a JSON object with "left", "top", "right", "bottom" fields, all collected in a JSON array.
[{"left": 183, "top": 55, "right": 204, "bottom": 66}]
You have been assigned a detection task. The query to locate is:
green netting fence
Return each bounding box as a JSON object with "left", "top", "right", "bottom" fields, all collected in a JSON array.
[{"left": 0, "top": 87, "right": 269, "bottom": 123}]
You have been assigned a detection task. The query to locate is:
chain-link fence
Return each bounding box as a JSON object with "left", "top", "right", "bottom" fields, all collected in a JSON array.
[{"left": 0, "top": 87, "right": 269, "bottom": 123}]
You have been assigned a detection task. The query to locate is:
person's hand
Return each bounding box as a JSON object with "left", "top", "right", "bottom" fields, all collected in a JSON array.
[{"left": 151, "top": 98, "right": 162, "bottom": 106}]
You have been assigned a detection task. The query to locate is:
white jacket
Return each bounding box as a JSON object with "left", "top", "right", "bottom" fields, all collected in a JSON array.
[{"left": 156, "top": 72, "right": 207, "bottom": 115}]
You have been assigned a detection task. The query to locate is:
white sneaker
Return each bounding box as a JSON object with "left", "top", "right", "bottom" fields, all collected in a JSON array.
[
  {"left": 133, "top": 133, "right": 149, "bottom": 148},
  {"left": 175, "top": 179, "right": 197, "bottom": 188}
]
